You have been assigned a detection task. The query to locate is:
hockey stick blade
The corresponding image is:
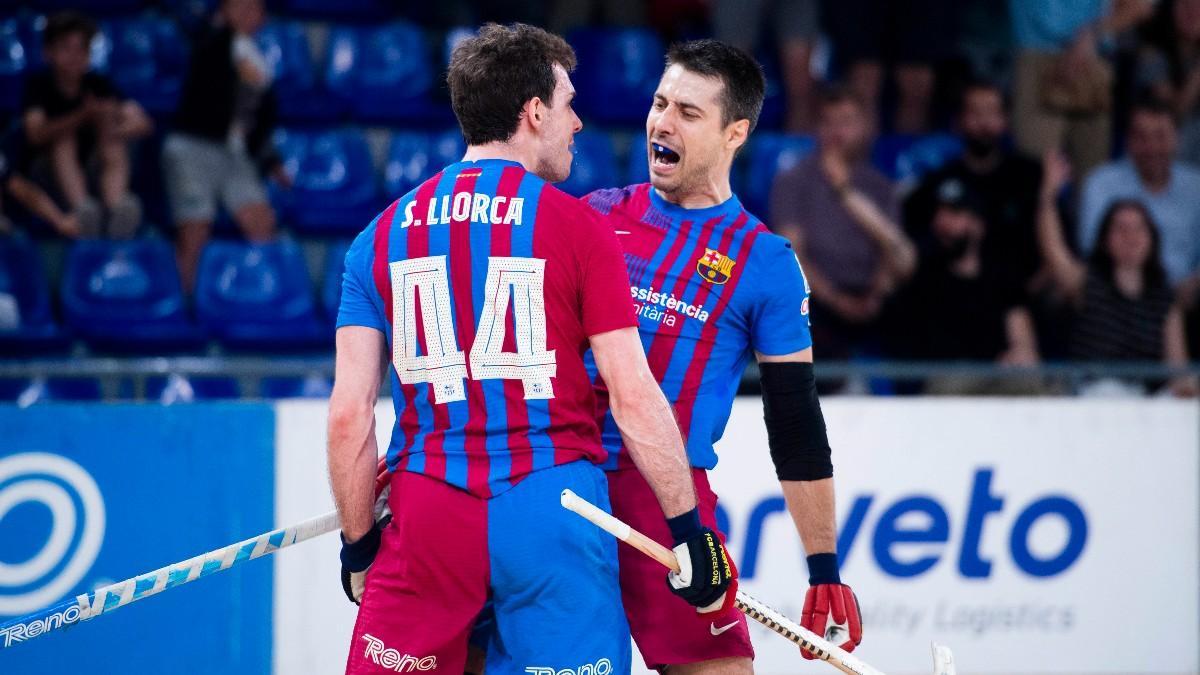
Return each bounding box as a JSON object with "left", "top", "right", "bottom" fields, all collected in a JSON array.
[{"left": 560, "top": 489, "right": 957, "bottom": 675}]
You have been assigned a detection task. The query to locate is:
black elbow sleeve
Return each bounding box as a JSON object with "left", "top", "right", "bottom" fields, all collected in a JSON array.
[{"left": 759, "top": 361, "right": 833, "bottom": 481}]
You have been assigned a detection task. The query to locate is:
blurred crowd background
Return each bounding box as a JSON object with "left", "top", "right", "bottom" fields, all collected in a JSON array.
[{"left": 0, "top": 0, "right": 1198, "bottom": 399}]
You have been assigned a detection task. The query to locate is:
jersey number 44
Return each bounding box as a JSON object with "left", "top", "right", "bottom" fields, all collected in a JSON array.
[{"left": 390, "top": 255, "right": 557, "bottom": 404}]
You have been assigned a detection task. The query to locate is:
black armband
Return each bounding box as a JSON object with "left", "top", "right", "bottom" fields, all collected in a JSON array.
[{"left": 759, "top": 361, "right": 833, "bottom": 481}]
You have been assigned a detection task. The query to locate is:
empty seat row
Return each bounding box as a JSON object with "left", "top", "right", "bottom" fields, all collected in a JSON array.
[
  {"left": 274, "top": 127, "right": 961, "bottom": 232},
  {"left": 0, "top": 236, "right": 349, "bottom": 354},
  {"left": 0, "top": 15, "right": 670, "bottom": 127}
]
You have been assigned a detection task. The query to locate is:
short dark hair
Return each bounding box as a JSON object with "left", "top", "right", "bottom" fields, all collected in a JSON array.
[
  {"left": 959, "top": 79, "right": 1009, "bottom": 114},
  {"left": 817, "top": 85, "right": 867, "bottom": 114},
  {"left": 43, "top": 12, "right": 98, "bottom": 49},
  {"left": 446, "top": 23, "right": 577, "bottom": 146},
  {"left": 1130, "top": 96, "right": 1175, "bottom": 122},
  {"left": 665, "top": 39, "right": 765, "bottom": 133}
]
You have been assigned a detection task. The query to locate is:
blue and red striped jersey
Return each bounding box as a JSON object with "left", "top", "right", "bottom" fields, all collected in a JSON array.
[
  {"left": 337, "top": 159, "right": 638, "bottom": 498},
  {"left": 584, "top": 183, "right": 813, "bottom": 470}
]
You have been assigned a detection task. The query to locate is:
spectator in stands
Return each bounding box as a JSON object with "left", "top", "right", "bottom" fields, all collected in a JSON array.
[
  {"left": 1039, "top": 151, "right": 1196, "bottom": 396},
  {"left": 1078, "top": 100, "right": 1200, "bottom": 295},
  {"left": 1137, "top": 0, "right": 1200, "bottom": 165},
  {"left": 21, "top": 11, "right": 151, "bottom": 238},
  {"left": 770, "top": 89, "right": 916, "bottom": 360},
  {"left": 822, "top": 0, "right": 960, "bottom": 132},
  {"left": 1008, "top": 0, "right": 1155, "bottom": 178},
  {"left": 164, "top": 0, "right": 286, "bottom": 292},
  {"left": 712, "top": 0, "right": 819, "bottom": 131},
  {"left": 887, "top": 178, "right": 1041, "bottom": 393},
  {"left": 0, "top": 126, "right": 79, "bottom": 238},
  {"left": 904, "top": 81, "right": 1043, "bottom": 293}
]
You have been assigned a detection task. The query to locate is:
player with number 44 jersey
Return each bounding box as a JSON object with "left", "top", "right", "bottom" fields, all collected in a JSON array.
[
  {"left": 327, "top": 24, "right": 732, "bottom": 675},
  {"left": 582, "top": 41, "right": 864, "bottom": 672}
]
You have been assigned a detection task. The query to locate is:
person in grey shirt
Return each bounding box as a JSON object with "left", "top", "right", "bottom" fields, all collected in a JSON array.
[
  {"left": 1078, "top": 100, "right": 1200, "bottom": 292},
  {"left": 769, "top": 88, "right": 915, "bottom": 359}
]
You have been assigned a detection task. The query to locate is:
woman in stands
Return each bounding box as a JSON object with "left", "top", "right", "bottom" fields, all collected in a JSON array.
[{"left": 1038, "top": 151, "right": 1197, "bottom": 396}]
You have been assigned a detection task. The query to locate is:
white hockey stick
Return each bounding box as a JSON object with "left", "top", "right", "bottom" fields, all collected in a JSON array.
[
  {"left": 0, "top": 510, "right": 339, "bottom": 650},
  {"left": 560, "top": 489, "right": 957, "bottom": 675},
  {"left": 1, "top": 458, "right": 392, "bottom": 651}
]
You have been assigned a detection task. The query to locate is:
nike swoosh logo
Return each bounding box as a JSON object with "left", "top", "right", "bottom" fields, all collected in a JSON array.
[
  {"left": 615, "top": 230, "right": 631, "bottom": 235},
  {"left": 710, "top": 620, "right": 739, "bottom": 636}
]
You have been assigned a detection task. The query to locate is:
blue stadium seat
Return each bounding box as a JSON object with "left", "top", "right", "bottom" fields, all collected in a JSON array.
[
  {"left": 570, "top": 28, "right": 664, "bottom": 125},
  {"left": 0, "top": 377, "right": 102, "bottom": 404},
  {"left": 626, "top": 140, "right": 650, "bottom": 186},
  {"left": 256, "top": 20, "right": 345, "bottom": 123},
  {"left": 272, "top": 128, "right": 379, "bottom": 234},
  {"left": 557, "top": 131, "right": 619, "bottom": 198},
  {"left": 872, "top": 133, "right": 963, "bottom": 184},
  {"left": 743, "top": 133, "right": 816, "bottom": 215},
  {"left": 0, "top": 236, "right": 68, "bottom": 354},
  {"left": 0, "top": 18, "right": 29, "bottom": 112},
  {"left": 61, "top": 239, "right": 204, "bottom": 351},
  {"left": 325, "top": 23, "right": 444, "bottom": 125},
  {"left": 276, "top": 0, "right": 391, "bottom": 21},
  {"left": 194, "top": 240, "right": 327, "bottom": 349},
  {"left": 33, "top": 0, "right": 145, "bottom": 15},
  {"left": 322, "top": 239, "right": 351, "bottom": 325},
  {"left": 102, "top": 18, "right": 188, "bottom": 115},
  {"left": 382, "top": 129, "right": 465, "bottom": 199},
  {"left": 261, "top": 374, "right": 332, "bottom": 398}
]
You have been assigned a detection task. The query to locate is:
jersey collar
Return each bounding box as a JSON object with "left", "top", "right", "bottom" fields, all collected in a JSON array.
[{"left": 647, "top": 186, "right": 742, "bottom": 221}]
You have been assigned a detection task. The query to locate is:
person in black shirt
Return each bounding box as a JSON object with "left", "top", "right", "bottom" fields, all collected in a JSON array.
[
  {"left": 904, "top": 80, "right": 1043, "bottom": 293},
  {"left": 889, "top": 177, "right": 1042, "bottom": 394},
  {"left": 163, "top": 0, "right": 287, "bottom": 292},
  {"left": 21, "top": 12, "right": 152, "bottom": 238},
  {"left": 0, "top": 126, "right": 80, "bottom": 238}
]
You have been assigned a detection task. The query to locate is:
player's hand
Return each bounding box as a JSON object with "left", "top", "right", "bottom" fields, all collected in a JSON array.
[
  {"left": 800, "top": 583, "right": 862, "bottom": 658},
  {"left": 664, "top": 509, "right": 734, "bottom": 612},
  {"left": 339, "top": 478, "right": 392, "bottom": 604}
]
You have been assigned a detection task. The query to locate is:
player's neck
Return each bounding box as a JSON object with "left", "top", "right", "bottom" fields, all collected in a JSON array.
[
  {"left": 654, "top": 177, "right": 733, "bottom": 210},
  {"left": 461, "top": 143, "right": 537, "bottom": 172}
]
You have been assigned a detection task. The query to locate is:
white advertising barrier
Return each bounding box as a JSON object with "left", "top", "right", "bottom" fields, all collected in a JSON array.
[{"left": 273, "top": 399, "right": 1200, "bottom": 675}]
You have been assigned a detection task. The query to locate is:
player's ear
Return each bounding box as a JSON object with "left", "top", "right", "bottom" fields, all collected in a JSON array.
[
  {"left": 527, "top": 96, "right": 545, "bottom": 129},
  {"left": 726, "top": 119, "right": 750, "bottom": 153}
]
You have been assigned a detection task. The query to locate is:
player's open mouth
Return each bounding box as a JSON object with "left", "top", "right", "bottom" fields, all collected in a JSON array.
[{"left": 651, "top": 142, "right": 681, "bottom": 171}]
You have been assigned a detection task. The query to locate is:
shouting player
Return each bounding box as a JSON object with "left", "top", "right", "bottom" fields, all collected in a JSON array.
[
  {"left": 582, "top": 40, "right": 863, "bottom": 672},
  {"left": 327, "top": 24, "right": 732, "bottom": 675}
]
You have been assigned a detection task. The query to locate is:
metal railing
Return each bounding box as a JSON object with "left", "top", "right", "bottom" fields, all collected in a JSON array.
[{"left": 1, "top": 357, "right": 1197, "bottom": 400}]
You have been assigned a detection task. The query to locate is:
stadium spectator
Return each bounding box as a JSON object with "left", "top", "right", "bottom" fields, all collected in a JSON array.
[
  {"left": 1039, "top": 151, "right": 1196, "bottom": 396},
  {"left": 21, "top": 11, "right": 151, "bottom": 238},
  {"left": 1077, "top": 100, "right": 1200, "bottom": 293},
  {"left": 1008, "top": 0, "right": 1155, "bottom": 178},
  {"left": 712, "top": 0, "right": 819, "bottom": 130},
  {"left": 164, "top": 0, "right": 286, "bottom": 292},
  {"left": 888, "top": 177, "right": 1041, "bottom": 394},
  {"left": 1136, "top": 0, "right": 1200, "bottom": 165},
  {"left": 904, "top": 80, "right": 1043, "bottom": 293},
  {"left": 0, "top": 126, "right": 79, "bottom": 238},
  {"left": 822, "top": 0, "right": 960, "bottom": 132},
  {"left": 770, "top": 89, "right": 916, "bottom": 360}
]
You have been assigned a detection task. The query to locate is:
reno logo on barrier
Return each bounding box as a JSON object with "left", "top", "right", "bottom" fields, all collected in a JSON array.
[
  {"left": 736, "top": 468, "right": 1088, "bottom": 580},
  {"left": 0, "top": 453, "right": 106, "bottom": 616}
]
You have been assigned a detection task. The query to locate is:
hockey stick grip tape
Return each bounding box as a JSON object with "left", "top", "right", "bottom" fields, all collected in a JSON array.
[{"left": 559, "top": 489, "right": 679, "bottom": 573}]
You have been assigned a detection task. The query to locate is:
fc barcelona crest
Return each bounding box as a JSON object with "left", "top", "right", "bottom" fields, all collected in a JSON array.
[{"left": 696, "top": 248, "right": 736, "bottom": 284}]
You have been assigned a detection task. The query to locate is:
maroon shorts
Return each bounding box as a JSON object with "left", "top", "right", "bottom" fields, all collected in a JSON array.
[{"left": 607, "top": 467, "right": 754, "bottom": 669}]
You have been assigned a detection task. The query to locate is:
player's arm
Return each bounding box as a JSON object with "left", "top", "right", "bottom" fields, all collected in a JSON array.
[
  {"left": 327, "top": 326, "right": 384, "bottom": 543},
  {"left": 748, "top": 234, "right": 862, "bottom": 653}
]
